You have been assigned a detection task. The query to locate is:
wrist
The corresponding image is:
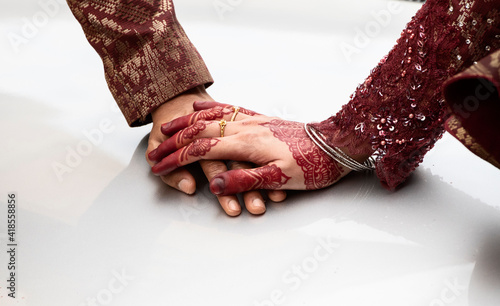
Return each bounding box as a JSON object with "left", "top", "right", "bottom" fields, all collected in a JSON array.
[
  {"left": 305, "top": 123, "right": 375, "bottom": 172},
  {"left": 152, "top": 85, "right": 214, "bottom": 123}
]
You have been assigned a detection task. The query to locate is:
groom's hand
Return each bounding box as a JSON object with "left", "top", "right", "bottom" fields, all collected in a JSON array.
[{"left": 145, "top": 86, "right": 285, "bottom": 216}]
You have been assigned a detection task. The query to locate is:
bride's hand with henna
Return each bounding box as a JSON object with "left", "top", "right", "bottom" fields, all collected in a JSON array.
[
  {"left": 148, "top": 101, "right": 359, "bottom": 199},
  {"left": 147, "top": 88, "right": 286, "bottom": 217}
]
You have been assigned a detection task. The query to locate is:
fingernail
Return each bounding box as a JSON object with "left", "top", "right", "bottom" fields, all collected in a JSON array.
[
  {"left": 178, "top": 179, "right": 193, "bottom": 194},
  {"left": 148, "top": 149, "right": 157, "bottom": 159},
  {"left": 252, "top": 198, "right": 266, "bottom": 214},
  {"left": 210, "top": 177, "right": 225, "bottom": 195},
  {"left": 228, "top": 200, "right": 239, "bottom": 213},
  {"left": 161, "top": 122, "right": 172, "bottom": 133}
]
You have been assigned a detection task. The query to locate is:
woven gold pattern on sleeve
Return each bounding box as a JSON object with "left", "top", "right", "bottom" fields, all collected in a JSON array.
[
  {"left": 67, "top": 0, "right": 213, "bottom": 126},
  {"left": 446, "top": 116, "right": 500, "bottom": 169}
]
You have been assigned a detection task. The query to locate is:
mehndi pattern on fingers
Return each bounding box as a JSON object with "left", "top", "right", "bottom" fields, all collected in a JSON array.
[
  {"left": 179, "top": 138, "right": 220, "bottom": 162},
  {"left": 261, "top": 120, "right": 343, "bottom": 190},
  {"left": 238, "top": 107, "right": 258, "bottom": 117},
  {"left": 250, "top": 164, "right": 291, "bottom": 190},
  {"left": 190, "top": 106, "right": 233, "bottom": 124},
  {"left": 211, "top": 164, "right": 290, "bottom": 195},
  {"left": 176, "top": 120, "right": 208, "bottom": 143},
  {"left": 194, "top": 101, "right": 260, "bottom": 117}
]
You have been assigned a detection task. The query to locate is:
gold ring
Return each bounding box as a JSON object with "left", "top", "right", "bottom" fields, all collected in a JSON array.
[
  {"left": 230, "top": 106, "right": 240, "bottom": 122},
  {"left": 219, "top": 119, "right": 227, "bottom": 137}
]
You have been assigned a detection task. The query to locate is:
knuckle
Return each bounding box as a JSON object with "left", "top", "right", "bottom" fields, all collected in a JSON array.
[
  {"left": 160, "top": 174, "right": 175, "bottom": 187},
  {"left": 201, "top": 160, "right": 226, "bottom": 176},
  {"left": 228, "top": 161, "right": 252, "bottom": 170},
  {"left": 239, "top": 118, "right": 259, "bottom": 126},
  {"left": 195, "top": 119, "right": 208, "bottom": 126},
  {"left": 239, "top": 130, "right": 265, "bottom": 145}
]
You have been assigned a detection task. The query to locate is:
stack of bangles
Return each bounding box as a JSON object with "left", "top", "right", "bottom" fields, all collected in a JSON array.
[{"left": 304, "top": 123, "right": 376, "bottom": 172}]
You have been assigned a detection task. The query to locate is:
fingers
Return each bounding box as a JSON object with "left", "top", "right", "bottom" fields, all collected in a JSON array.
[
  {"left": 210, "top": 164, "right": 291, "bottom": 196},
  {"left": 146, "top": 131, "right": 197, "bottom": 195},
  {"left": 149, "top": 120, "right": 219, "bottom": 163},
  {"left": 228, "top": 161, "right": 267, "bottom": 215},
  {"left": 161, "top": 105, "right": 233, "bottom": 137},
  {"left": 193, "top": 101, "right": 232, "bottom": 111},
  {"left": 151, "top": 138, "right": 225, "bottom": 176},
  {"left": 200, "top": 160, "right": 242, "bottom": 217},
  {"left": 152, "top": 132, "right": 259, "bottom": 177},
  {"left": 267, "top": 190, "right": 287, "bottom": 203},
  {"left": 193, "top": 101, "right": 260, "bottom": 116},
  {"left": 162, "top": 103, "right": 258, "bottom": 137},
  {"left": 159, "top": 168, "right": 196, "bottom": 195}
]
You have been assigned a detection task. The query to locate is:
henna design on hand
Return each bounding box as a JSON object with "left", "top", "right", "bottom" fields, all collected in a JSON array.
[
  {"left": 163, "top": 105, "right": 257, "bottom": 137},
  {"left": 176, "top": 120, "right": 208, "bottom": 142},
  {"left": 151, "top": 138, "right": 220, "bottom": 176},
  {"left": 191, "top": 106, "right": 232, "bottom": 123},
  {"left": 150, "top": 121, "right": 211, "bottom": 162},
  {"left": 238, "top": 108, "right": 258, "bottom": 117},
  {"left": 249, "top": 164, "right": 291, "bottom": 190},
  {"left": 191, "top": 105, "right": 258, "bottom": 122},
  {"left": 211, "top": 164, "right": 291, "bottom": 195},
  {"left": 193, "top": 101, "right": 259, "bottom": 117},
  {"left": 179, "top": 138, "right": 220, "bottom": 162},
  {"left": 261, "top": 120, "right": 343, "bottom": 190}
]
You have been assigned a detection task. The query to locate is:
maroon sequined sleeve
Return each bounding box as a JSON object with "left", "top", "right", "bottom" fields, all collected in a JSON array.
[
  {"left": 67, "top": 0, "right": 214, "bottom": 127},
  {"left": 311, "top": 0, "right": 500, "bottom": 190}
]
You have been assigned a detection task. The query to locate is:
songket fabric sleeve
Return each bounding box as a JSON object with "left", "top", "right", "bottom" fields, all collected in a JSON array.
[
  {"left": 311, "top": 0, "right": 500, "bottom": 190},
  {"left": 67, "top": 0, "right": 214, "bottom": 127},
  {"left": 444, "top": 49, "right": 500, "bottom": 169}
]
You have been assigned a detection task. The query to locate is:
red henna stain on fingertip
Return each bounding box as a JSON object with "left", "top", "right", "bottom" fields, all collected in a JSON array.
[
  {"left": 193, "top": 101, "right": 211, "bottom": 110},
  {"left": 151, "top": 162, "right": 178, "bottom": 176},
  {"left": 152, "top": 140, "right": 178, "bottom": 161},
  {"left": 193, "top": 101, "right": 207, "bottom": 106},
  {"left": 160, "top": 122, "right": 173, "bottom": 135},
  {"left": 210, "top": 177, "right": 225, "bottom": 195},
  {"left": 148, "top": 149, "right": 158, "bottom": 160},
  {"left": 151, "top": 165, "right": 161, "bottom": 175}
]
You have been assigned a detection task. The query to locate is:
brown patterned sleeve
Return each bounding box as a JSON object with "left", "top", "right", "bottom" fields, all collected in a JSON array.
[
  {"left": 444, "top": 49, "right": 500, "bottom": 169},
  {"left": 67, "top": 0, "right": 214, "bottom": 127}
]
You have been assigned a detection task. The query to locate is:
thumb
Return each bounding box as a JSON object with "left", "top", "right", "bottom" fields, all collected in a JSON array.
[{"left": 210, "top": 164, "right": 291, "bottom": 195}]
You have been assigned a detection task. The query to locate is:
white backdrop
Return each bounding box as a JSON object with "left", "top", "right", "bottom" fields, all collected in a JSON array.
[{"left": 1, "top": 0, "right": 500, "bottom": 305}]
